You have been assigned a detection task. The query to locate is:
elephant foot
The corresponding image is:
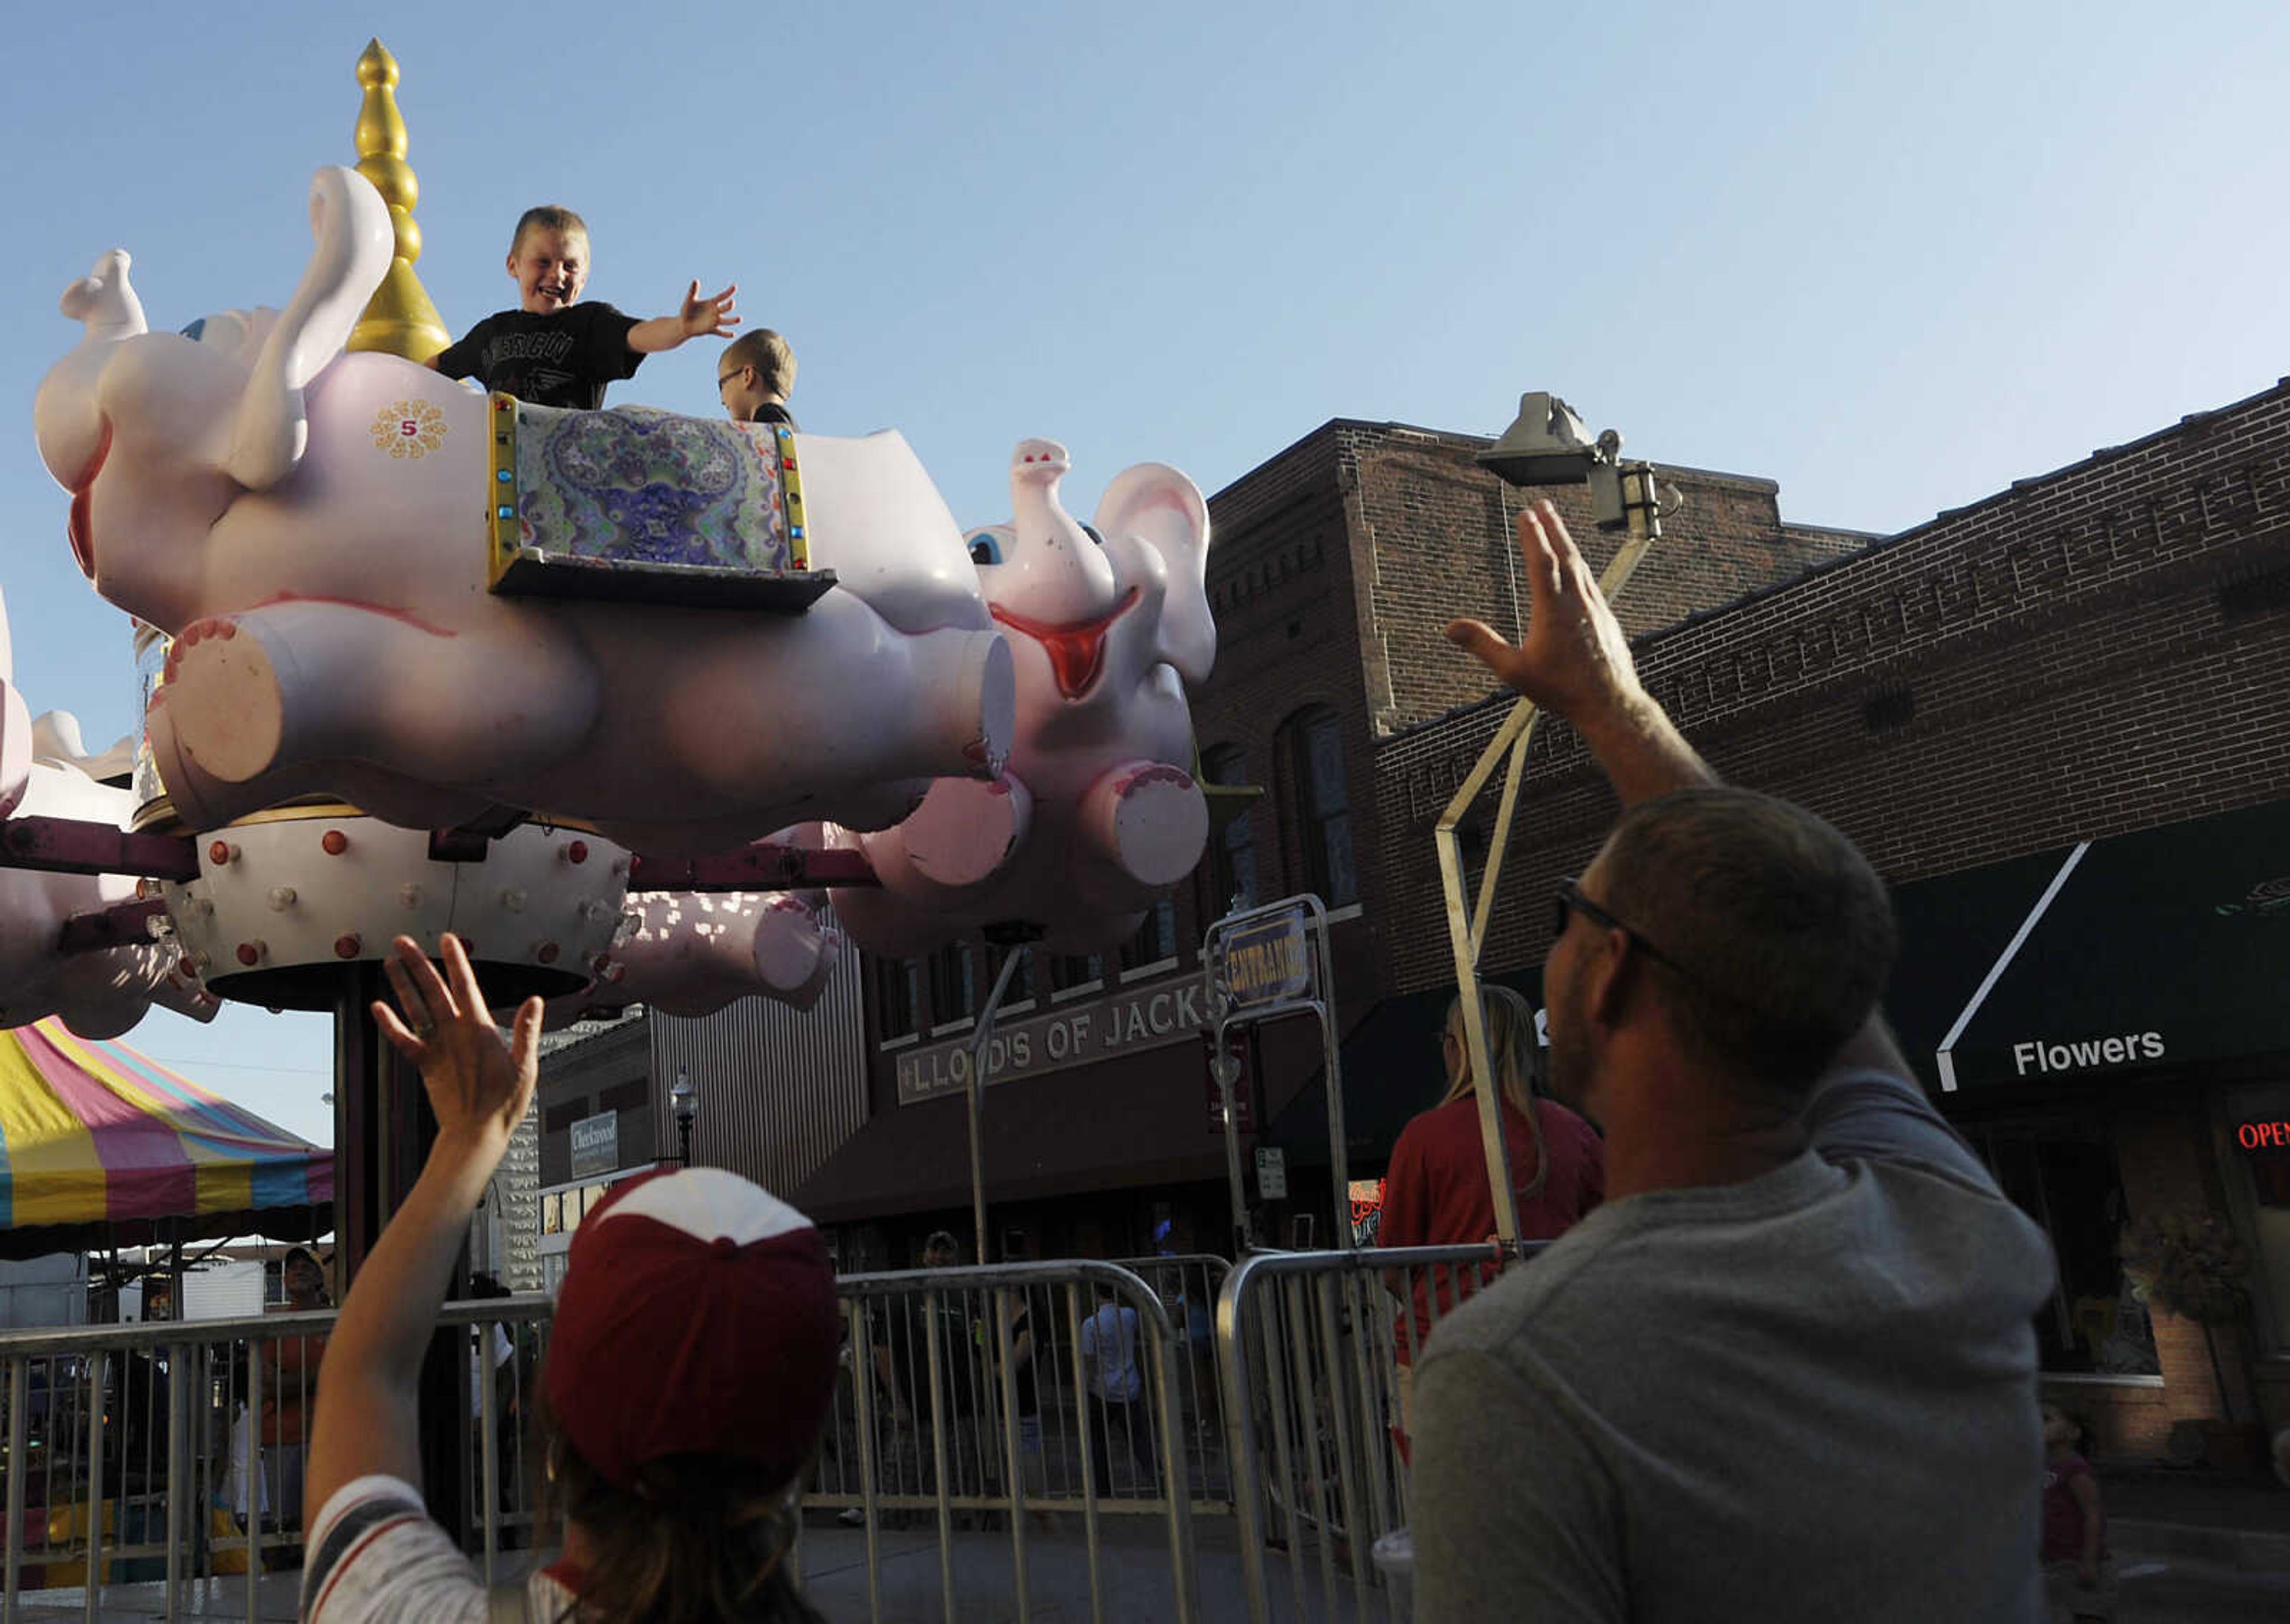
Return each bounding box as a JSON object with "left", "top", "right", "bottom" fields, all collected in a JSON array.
[
  {"left": 143, "top": 692, "right": 273, "bottom": 830},
  {"left": 900, "top": 774, "right": 1032, "bottom": 890},
  {"left": 162, "top": 615, "right": 284, "bottom": 785},
  {"left": 754, "top": 895, "right": 841, "bottom": 1006},
  {"left": 1086, "top": 763, "right": 1208, "bottom": 887}
]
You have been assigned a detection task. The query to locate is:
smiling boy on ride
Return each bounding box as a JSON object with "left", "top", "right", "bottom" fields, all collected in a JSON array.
[{"left": 430, "top": 204, "right": 738, "bottom": 409}]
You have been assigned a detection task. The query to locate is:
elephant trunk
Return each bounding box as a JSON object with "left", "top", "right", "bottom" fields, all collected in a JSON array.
[
  {"left": 33, "top": 250, "right": 144, "bottom": 495},
  {"left": 222, "top": 166, "right": 396, "bottom": 491}
]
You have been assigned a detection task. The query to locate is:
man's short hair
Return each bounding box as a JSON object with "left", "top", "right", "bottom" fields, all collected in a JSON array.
[
  {"left": 923, "top": 1229, "right": 960, "bottom": 1259},
  {"left": 510, "top": 204, "right": 589, "bottom": 254},
  {"left": 1598, "top": 786, "right": 1896, "bottom": 1096},
  {"left": 721, "top": 328, "right": 797, "bottom": 399}
]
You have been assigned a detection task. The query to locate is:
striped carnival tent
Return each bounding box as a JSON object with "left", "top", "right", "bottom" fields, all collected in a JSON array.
[{"left": 0, "top": 1018, "right": 331, "bottom": 1260}]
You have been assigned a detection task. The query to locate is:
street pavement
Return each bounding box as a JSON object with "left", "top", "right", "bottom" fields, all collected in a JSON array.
[{"left": 9, "top": 1504, "right": 2285, "bottom": 1621}]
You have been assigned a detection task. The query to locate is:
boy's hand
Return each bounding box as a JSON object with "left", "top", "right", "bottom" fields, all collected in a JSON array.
[
  {"left": 679, "top": 280, "right": 739, "bottom": 340},
  {"left": 372, "top": 932, "right": 541, "bottom": 1149}
]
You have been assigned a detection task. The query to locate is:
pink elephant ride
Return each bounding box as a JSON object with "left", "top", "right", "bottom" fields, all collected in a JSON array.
[
  {"left": 34, "top": 166, "right": 1011, "bottom": 859},
  {"left": 0, "top": 589, "right": 214, "bottom": 1036},
  {"left": 826, "top": 439, "right": 1214, "bottom": 955}
]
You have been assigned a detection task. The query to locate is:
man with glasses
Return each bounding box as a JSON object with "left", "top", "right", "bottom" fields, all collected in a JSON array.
[
  {"left": 1409, "top": 500, "right": 2053, "bottom": 1622},
  {"left": 717, "top": 328, "right": 800, "bottom": 428}
]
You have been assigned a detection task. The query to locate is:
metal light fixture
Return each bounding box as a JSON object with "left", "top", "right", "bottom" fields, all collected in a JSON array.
[
  {"left": 1478, "top": 392, "right": 1599, "bottom": 487},
  {"left": 1478, "top": 390, "right": 1650, "bottom": 532},
  {"left": 670, "top": 1069, "right": 697, "bottom": 1166}
]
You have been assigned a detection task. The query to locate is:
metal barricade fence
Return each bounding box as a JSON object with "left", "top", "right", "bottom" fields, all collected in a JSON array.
[
  {"left": 0, "top": 1260, "right": 1197, "bottom": 1624},
  {"left": 0, "top": 1298, "right": 553, "bottom": 1624},
  {"left": 1216, "top": 1240, "right": 1545, "bottom": 1624},
  {"left": 810, "top": 1259, "right": 1197, "bottom": 1624}
]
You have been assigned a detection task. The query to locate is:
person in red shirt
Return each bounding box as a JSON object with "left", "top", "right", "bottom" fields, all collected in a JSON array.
[
  {"left": 1378, "top": 984, "right": 1604, "bottom": 1449},
  {"left": 2041, "top": 1403, "right": 2115, "bottom": 1622}
]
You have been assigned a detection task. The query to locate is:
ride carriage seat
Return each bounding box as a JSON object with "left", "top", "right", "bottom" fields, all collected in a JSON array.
[{"left": 484, "top": 395, "right": 837, "bottom": 611}]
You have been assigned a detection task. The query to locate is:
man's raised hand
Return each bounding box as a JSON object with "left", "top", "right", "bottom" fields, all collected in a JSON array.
[{"left": 1444, "top": 499, "right": 1646, "bottom": 727}]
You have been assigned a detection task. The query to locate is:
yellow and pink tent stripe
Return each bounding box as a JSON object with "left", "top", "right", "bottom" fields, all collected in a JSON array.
[{"left": 0, "top": 1018, "right": 330, "bottom": 1241}]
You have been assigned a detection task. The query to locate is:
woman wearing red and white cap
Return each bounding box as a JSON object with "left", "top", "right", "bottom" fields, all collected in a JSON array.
[{"left": 299, "top": 934, "right": 838, "bottom": 1624}]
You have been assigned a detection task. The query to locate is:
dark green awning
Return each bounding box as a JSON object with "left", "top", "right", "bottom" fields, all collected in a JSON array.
[{"left": 1930, "top": 798, "right": 2290, "bottom": 1092}]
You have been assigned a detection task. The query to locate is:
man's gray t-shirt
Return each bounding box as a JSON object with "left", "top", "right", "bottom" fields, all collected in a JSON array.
[{"left": 1411, "top": 1065, "right": 2054, "bottom": 1623}]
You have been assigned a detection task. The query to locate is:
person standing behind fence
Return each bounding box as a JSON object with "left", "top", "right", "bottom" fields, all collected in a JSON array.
[
  {"left": 1080, "top": 1287, "right": 1159, "bottom": 1497},
  {"left": 299, "top": 932, "right": 835, "bottom": 1624},
  {"left": 1378, "top": 984, "right": 1603, "bottom": 1453},
  {"left": 1407, "top": 500, "right": 2053, "bottom": 1622},
  {"left": 255, "top": 1245, "right": 330, "bottom": 1556}
]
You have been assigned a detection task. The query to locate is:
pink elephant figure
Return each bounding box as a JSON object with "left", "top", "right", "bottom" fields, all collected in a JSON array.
[
  {"left": 826, "top": 439, "right": 1212, "bottom": 954},
  {"left": 35, "top": 168, "right": 1011, "bottom": 856},
  {"left": 0, "top": 593, "right": 216, "bottom": 1037},
  {"left": 547, "top": 888, "right": 843, "bottom": 1027}
]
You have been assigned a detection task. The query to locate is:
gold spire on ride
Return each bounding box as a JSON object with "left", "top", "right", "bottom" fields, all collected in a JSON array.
[{"left": 346, "top": 39, "right": 450, "bottom": 362}]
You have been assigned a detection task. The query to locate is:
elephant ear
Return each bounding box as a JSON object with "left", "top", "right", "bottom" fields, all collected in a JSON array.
[
  {"left": 1094, "top": 463, "right": 1214, "bottom": 685},
  {"left": 223, "top": 166, "right": 395, "bottom": 490}
]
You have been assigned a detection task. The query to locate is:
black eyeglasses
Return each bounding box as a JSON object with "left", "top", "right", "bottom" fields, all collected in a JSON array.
[
  {"left": 1552, "top": 876, "right": 1692, "bottom": 977},
  {"left": 716, "top": 366, "right": 748, "bottom": 393}
]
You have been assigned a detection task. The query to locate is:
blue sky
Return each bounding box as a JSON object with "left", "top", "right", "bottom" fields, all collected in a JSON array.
[{"left": 5, "top": 1, "right": 2288, "bottom": 1143}]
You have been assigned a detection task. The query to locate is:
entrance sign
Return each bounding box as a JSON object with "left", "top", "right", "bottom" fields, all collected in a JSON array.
[
  {"left": 1221, "top": 905, "right": 1313, "bottom": 1010},
  {"left": 568, "top": 1109, "right": 618, "bottom": 1179},
  {"left": 1205, "top": 892, "right": 1344, "bottom": 1252}
]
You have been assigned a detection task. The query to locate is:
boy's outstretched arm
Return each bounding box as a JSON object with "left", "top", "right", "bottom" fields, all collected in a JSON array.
[{"left": 629, "top": 280, "right": 739, "bottom": 353}]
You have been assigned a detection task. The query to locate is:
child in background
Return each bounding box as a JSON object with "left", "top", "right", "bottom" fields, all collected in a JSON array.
[
  {"left": 432, "top": 204, "right": 736, "bottom": 409},
  {"left": 2041, "top": 1403, "right": 2115, "bottom": 1622},
  {"left": 716, "top": 327, "right": 799, "bottom": 428}
]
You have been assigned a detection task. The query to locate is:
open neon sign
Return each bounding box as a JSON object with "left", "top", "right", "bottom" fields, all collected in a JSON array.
[{"left": 2235, "top": 1120, "right": 2290, "bottom": 1151}]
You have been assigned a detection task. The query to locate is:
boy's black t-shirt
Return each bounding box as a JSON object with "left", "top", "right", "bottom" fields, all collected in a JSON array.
[{"left": 433, "top": 302, "right": 643, "bottom": 409}]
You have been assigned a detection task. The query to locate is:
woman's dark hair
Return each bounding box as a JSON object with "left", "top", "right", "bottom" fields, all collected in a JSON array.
[{"left": 537, "top": 1393, "right": 825, "bottom": 1624}]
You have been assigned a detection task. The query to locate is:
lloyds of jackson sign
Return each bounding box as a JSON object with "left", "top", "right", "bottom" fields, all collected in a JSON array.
[{"left": 896, "top": 978, "right": 1206, "bottom": 1105}]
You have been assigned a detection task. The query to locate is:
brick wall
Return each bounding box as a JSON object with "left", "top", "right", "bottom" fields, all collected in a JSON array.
[
  {"left": 1373, "top": 380, "right": 2290, "bottom": 997},
  {"left": 1341, "top": 424, "right": 1866, "bottom": 737}
]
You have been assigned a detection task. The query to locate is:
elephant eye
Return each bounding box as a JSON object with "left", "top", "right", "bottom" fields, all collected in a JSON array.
[
  {"left": 178, "top": 318, "right": 206, "bottom": 341},
  {"left": 967, "top": 532, "right": 1005, "bottom": 566},
  {"left": 1081, "top": 524, "right": 1106, "bottom": 547}
]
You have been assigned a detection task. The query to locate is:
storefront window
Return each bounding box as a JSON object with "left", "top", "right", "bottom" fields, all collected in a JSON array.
[
  {"left": 2222, "top": 1082, "right": 2290, "bottom": 1353},
  {"left": 1982, "top": 1127, "right": 2159, "bottom": 1375},
  {"left": 1051, "top": 953, "right": 1103, "bottom": 996},
  {"left": 991, "top": 942, "right": 1036, "bottom": 1008},
  {"left": 1122, "top": 898, "right": 1178, "bottom": 972},
  {"left": 928, "top": 939, "right": 976, "bottom": 1026},
  {"left": 1287, "top": 708, "right": 1357, "bottom": 908},
  {"left": 874, "top": 956, "right": 922, "bottom": 1040},
  {"left": 1203, "top": 745, "right": 1256, "bottom": 916}
]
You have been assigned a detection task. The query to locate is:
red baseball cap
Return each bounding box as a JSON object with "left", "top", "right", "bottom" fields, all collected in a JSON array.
[{"left": 544, "top": 1167, "right": 838, "bottom": 1489}]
